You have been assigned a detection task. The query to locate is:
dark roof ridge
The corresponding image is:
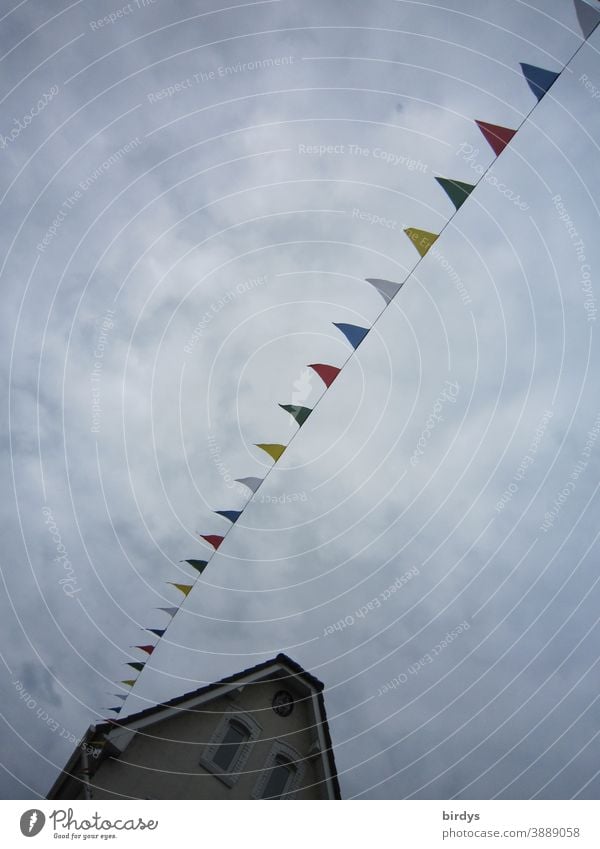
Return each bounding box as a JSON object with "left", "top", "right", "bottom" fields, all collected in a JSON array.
[{"left": 96, "top": 653, "right": 324, "bottom": 733}]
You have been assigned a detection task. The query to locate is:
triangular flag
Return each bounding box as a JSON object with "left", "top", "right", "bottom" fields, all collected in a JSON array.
[
  {"left": 435, "top": 177, "right": 475, "bottom": 211},
  {"left": 111, "top": 694, "right": 127, "bottom": 701},
  {"left": 121, "top": 679, "right": 137, "bottom": 687},
  {"left": 182, "top": 559, "right": 209, "bottom": 573},
  {"left": 199, "top": 534, "right": 224, "bottom": 550},
  {"left": 365, "top": 278, "right": 404, "bottom": 304},
  {"left": 308, "top": 363, "right": 340, "bottom": 388},
  {"left": 156, "top": 607, "right": 178, "bottom": 618},
  {"left": 255, "top": 443, "right": 286, "bottom": 462},
  {"left": 404, "top": 228, "right": 439, "bottom": 257},
  {"left": 169, "top": 582, "right": 193, "bottom": 597},
  {"left": 279, "top": 404, "right": 312, "bottom": 426},
  {"left": 107, "top": 707, "right": 122, "bottom": 714},
  {"left": 333, "top": 322, "right": 369, "bottom": 349},
  {"left": 134, "top": 645, "right": 155, "bottom": 655},
  {"left": 126, "top": 662, "right": 144, "bottom": 672},
  {"left": 145, "top": 628, "right": 166, "bottom": 638},
  {"left": 475, "top": 120, "right": 516, "bottom": 156},
  {"left": 520, "top": 63, "right": 559, "bottom": 102},
  {"left": 235, "top": 476, "right": 263, "bottom": 493},
  {"left": 574, "top": 0, "right": 600, "bottom": 37},
  {"left": 215, "top": 510, "right": 242, "bottom": 523}
]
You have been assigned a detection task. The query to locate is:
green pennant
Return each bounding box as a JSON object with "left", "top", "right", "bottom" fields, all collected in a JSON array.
[
  {"left": 126, "top": 662, "right": 144, "bottom": 672},
  {"left": 435, "top": 177, "right": 475, "bottom": 211},
  {"left": 183, "top": 559, "right": 208, "bottom": 573},
  {"left": 279, "top": 404, "right": 312, "bottom": 426}
]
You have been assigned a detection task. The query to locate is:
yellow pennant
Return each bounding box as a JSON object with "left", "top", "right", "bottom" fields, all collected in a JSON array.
[
  {"left": 404, "top": 227, "right": 439, "bottom": 257},
  {"left": 169, "top": 582, "right": 193, "bottom": 597},
  {"left": 120, "top": 679, "right": 136, "bottom": 687},
  {"left": 255, "top": 443, "right": 286, "bottom": 462}
]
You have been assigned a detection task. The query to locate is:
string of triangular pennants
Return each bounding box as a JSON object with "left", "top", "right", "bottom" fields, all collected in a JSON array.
[{"left": 104, "top": 1, "right": 600, "bottom": 720}]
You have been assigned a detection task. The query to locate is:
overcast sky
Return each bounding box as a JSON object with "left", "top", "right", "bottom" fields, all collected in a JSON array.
[{"left": 2, "top": 0, "right": 600, "bottom": 800}]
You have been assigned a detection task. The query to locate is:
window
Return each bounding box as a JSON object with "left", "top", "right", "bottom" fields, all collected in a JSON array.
[
  {"left": 261, "top": 754, "right": 297, "bottom": 799},
  {"left": 211, "top": 720, "right": 249, "bottom": 771},
  {"left": 200, "top": 707, "right": 262, "bottom": 787},
  {"left": 252, "top": 741, "right": 305, "bottom": 799}
]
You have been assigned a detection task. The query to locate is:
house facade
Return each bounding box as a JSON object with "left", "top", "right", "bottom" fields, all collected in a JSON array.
[{"left": 47, "top": 653, "right": 341, "bottom": 800}]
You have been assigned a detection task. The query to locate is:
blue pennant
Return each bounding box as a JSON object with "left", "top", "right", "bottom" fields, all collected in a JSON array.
[
  {"left": 215, "top": 510, "right": 242, "bottom": 523},
  {"left": 520, "top": 63, "right": 559, "bottom": 102},
  {"left": 333, "top": 322, "right": 369, "bottom": 349}
]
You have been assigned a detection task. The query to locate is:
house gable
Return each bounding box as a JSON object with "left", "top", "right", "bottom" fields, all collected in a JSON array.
[{"left": 47, "top": 654, "right": 341, "bottom": 800}]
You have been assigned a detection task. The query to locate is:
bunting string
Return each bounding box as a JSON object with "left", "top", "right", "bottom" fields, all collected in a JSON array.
[{"left": 106, "top": 2, "right": 600, "bottom": 719}]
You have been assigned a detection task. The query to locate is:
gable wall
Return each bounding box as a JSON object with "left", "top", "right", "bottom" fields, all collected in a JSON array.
[{"left": 88, "top": 677, "right": 329, "bottom": 799}]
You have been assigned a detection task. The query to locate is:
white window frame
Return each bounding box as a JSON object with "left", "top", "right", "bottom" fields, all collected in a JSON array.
[
  {"left": 252, "top": 740, "right": 305, "bottom": 799},
  {"left": 199, "top": 705, "right": 261, "bottom": 787}
]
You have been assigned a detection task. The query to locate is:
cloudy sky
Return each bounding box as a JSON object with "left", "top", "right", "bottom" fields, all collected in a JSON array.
[{"left": 2, "top": 0, "right": 600, "bottom": 800}]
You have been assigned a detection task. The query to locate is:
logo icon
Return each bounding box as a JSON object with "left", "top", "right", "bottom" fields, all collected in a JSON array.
[{"left": 19, "top": 810, "right": 45, "bottom": 837}]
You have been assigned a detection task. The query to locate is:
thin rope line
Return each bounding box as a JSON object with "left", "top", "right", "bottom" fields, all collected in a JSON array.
[{"left": 110, "top": 16, "right": 598, "bottom": 720}]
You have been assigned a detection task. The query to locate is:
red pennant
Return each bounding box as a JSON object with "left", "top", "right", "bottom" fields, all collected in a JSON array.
[
  {"left": 475, "top": 120, "right": 516, "bottom": 156},
  {"left": 199, "top": 534, "right": 224, "bottom": 550},
  {"left": 308, "top": 363, "right": 340, "bottom": 388},
  {"left": 135, "top": 645, "right": 155, "bottom": 655}
]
